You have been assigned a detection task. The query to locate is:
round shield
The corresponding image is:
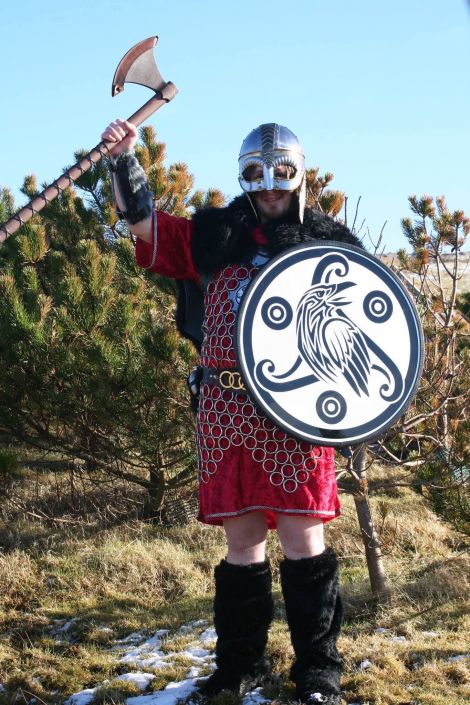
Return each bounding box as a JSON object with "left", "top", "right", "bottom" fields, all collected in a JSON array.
[{"left": 236, "top": 241, "right": 424, "bottom": 446}]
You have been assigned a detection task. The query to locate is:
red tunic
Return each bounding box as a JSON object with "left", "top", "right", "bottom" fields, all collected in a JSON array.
[{"left": 136, "top": 211, "right": 341, "bottom": 528}]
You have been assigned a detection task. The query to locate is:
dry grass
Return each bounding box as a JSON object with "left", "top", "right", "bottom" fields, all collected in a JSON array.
[
  {"left": 339, "top": 617, "right": 470, "bottom": 705},
  {"left": 380, "top": 252, "right": 470, "bottom": 298},
  {"left": 0, "top": 469, "right": 468, "bottom": 705}
]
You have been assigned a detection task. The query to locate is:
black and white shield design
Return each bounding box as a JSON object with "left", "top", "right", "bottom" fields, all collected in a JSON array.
[{"left": 236, "top": 241, "right": 424, "bottom": 446}]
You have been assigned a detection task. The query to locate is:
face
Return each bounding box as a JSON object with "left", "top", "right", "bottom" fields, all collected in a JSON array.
[
  {"left": 252, "top": 189, "right": 294, "bottom": 222},
  {"left": 244, "top": 164, "right": 295, "bottom": 222}
]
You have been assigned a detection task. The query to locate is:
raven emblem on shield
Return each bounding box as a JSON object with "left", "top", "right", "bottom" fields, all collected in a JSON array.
[{"left": 254, "top": 253, "right": 404, "bottom": 402}]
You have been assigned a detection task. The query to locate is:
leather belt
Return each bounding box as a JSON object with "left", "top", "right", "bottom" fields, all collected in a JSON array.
[{"left": 202, "top": 367, "right": 247, "bottom": 393}]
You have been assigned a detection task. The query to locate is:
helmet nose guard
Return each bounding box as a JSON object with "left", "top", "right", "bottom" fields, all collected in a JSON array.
[{"left": 238, "top": 123, "right": 306, "bottom": 222}]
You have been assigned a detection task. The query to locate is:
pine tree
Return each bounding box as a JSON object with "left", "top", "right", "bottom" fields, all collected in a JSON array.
[
  {"left": 0, "top": 127, "right": 224, "bottom": 514},
  {"left": 305, "top": 167, "right": 345, "bottom": 218},
  {"left": 373, "top": 195, "right": 470, "bottom": 532}
]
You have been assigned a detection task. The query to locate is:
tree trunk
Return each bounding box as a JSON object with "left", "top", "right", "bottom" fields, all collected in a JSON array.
[
  {"left": 146, "top": 462, "right": 165, "bottom": 516},
  {"left": 351, "top": 445, "right": 391, "bottom": 599}
]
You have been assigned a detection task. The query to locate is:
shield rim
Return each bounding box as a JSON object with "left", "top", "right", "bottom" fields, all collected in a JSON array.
[{"left": 236, "top": 240, "right": 425, "bottom": 447}]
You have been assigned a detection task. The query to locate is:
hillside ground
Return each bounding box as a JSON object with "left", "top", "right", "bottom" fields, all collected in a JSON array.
[{"left": 0, "top": 464, "right": 468, "bottom": 705}]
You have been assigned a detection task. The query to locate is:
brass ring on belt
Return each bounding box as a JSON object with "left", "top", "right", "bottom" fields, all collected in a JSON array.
[
  {"left": 202, "top": 367, "right": 247, "bottom": 393},
  {"left": 219, "top": 370, "right": 246, "bottom": 391}
]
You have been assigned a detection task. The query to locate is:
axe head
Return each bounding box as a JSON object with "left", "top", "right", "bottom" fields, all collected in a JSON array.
[{"left": 112, "top": 36, "right": 167, "bottom": 96}]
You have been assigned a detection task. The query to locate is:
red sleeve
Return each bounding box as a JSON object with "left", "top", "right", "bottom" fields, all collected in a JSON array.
[{"left": 135, "top": 210, "right": 200, "bottom": 283}]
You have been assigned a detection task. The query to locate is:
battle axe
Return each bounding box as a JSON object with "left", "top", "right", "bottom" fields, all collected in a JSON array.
[{"left": 0, "top": 36, "right": 177, "bottom": 242}]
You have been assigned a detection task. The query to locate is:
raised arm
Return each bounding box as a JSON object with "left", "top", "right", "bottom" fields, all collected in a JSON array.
[
  {"left": 101, "top": 119, "right": 200, "bottom": 282},
  {"left": 101, "top": 119, "right": 153, "bottom": 242}
]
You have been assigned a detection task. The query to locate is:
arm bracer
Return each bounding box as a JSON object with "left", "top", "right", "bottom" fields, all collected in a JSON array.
[{"left": 109, "top": 149, "right": 154, "bottom": 225}]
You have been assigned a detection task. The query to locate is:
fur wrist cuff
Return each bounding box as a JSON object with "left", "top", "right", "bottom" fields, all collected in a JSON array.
[{"left": 110, "top": 149, "right": 154, "bottom": 225}]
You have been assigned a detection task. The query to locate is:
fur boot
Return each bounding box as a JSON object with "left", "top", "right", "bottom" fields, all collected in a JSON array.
[
  {"left": 280, "top": 548, "right": 343, "bottom": 704},
  {"left": 199, "top": 559, "right": 274, "bottom": 696}
]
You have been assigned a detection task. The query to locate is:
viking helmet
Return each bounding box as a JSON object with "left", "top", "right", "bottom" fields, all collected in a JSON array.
[{"left": 238, "top": 123, "right": 306, "bottom": 222}]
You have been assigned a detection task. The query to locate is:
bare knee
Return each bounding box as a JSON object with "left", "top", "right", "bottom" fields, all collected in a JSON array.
[
  {"left": 224, "top": 512, "right": 268, "bottom": 565},
  {"left": 276, "top": 514, "right": 325, "bottom": 559}
]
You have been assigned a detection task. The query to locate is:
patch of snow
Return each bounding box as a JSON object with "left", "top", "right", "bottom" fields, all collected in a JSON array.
[
  {"left": 421, "top": 630, "right": 439, "bottom": 638},
  {"left": 179, "top": 619, "right": 208, "bottom": 634},
  {"left": 66, "top": 623, "right": 221, "bottom": 705},
  {"left": 358, "top": 659, "right": 373, "bottom": 670},
  {"left": 116, "top": 672, "right": 156, "bottom": 690},
  {"left": 114, "top": 629, "right": 169, "bottom": 648},
  {"left": 447, "top": 653, "right": 470, "bottom": 663},
  {"left": 115, "top": 631, "right": 147, "bottom": 644},
  {"left": 145, "top": 658, "right": 174, "bottom": 670},
  {"left": 186, "top": 667, "right": 200, "bottom": 678},
  {"left": 119, "top": 650, "right": 161, "bottom": 666},
  {"left": 199, "top": 627, "right": 217, "bottom": 644},
  {"left": 126, "top": 678, "right": 198, "bottom": 705},
  {"left": 144, "top": 630, "right": 170, "bottom": 647},
  {"left": 390, "top": 635, "right": 407, "bottom": 642},
  {"left": 54, "top": 619, "right": 78, "bottom": 635},
  {"left": 96, "top": 626, "right": 114, "bottom": 634},
  {"left": 242, "top": 687, "right": 271, "bottom": 704},
  {"left": 118, "top": 630, "right": 171, "bottom": 668},
  {"left": 119, "top": 628, "right": 216, "bottom": 671},
  {"left": 64, "top": 687, "right": 97, "bottom": 705},
  {"left": 179, "top": 647, "right": 211, "bottom": 663},
  {"left": 127, "top": 654, "right": 169, "bottom": 669},
  {"left": 374, "top": 627, "right": 388, "bottom": 633}
]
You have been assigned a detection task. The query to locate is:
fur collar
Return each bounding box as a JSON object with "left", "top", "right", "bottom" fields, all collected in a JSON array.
[{"left": 191, "top": 194, "right": 362, "bottom": 277}]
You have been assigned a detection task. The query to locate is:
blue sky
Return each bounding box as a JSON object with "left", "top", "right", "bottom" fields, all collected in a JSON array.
[{"left": 1, "top": 0, "right": 469, "bottom": 252}]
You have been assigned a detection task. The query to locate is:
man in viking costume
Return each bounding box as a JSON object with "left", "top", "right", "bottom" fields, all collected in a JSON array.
[{"left": 102, "top": 119, "right": 363, "bottom": 705}]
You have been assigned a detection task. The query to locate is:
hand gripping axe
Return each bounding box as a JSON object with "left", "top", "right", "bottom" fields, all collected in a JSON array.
[{"left": 0, "top": 36, "right": 177, "bottom": 242}]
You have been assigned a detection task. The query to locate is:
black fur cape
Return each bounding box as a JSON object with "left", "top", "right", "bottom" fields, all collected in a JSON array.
[
  {"left": 190, "top": 194, "right": 363, "bottom": 277},
  {"left": 176, "top": 195, "right": 363, "bottom": 350}
]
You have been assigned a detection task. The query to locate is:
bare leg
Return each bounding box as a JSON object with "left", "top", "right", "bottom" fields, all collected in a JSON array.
[
  {"left": 276, "top": 513, "right": 325, "bottom": 559},
  {"left": 223, "top": 511, "right": 269, "bottom": 565}
]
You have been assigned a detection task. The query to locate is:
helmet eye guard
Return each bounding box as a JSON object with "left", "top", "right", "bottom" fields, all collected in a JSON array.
[
  {"left": 242, "top": 161, "right": 298, "bottom": 186},
  {"left": 239, "top": 155, "right": 304, "bottom": 193}
]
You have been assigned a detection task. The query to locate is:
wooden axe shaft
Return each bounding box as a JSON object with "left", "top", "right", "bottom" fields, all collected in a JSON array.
[{"left": 0, "top": 82, "right": 178, "bottom": 243}]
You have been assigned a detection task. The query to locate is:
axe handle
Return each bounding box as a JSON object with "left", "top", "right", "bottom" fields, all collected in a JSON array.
[
  {"left": 0, "top": 81, "right": 178, "bottom": 243},
  {"left": 0, "top": 141, "right": 113, "bottom": 242},
  {"left": 128, "top": 81, "right": 178, "bottom": 126}
]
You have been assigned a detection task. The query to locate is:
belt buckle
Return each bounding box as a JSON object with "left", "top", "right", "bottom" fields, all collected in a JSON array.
[{"left": 219, "top": 370, "right": 246, "bottom": 392}]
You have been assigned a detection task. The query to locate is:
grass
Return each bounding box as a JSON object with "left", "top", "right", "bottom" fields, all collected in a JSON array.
[
  {"left": 0, "top": 466, "right": 469, "bottom": 705},
  {"left": 380, "top": 252, "right": 470, "bottom": 298}
]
